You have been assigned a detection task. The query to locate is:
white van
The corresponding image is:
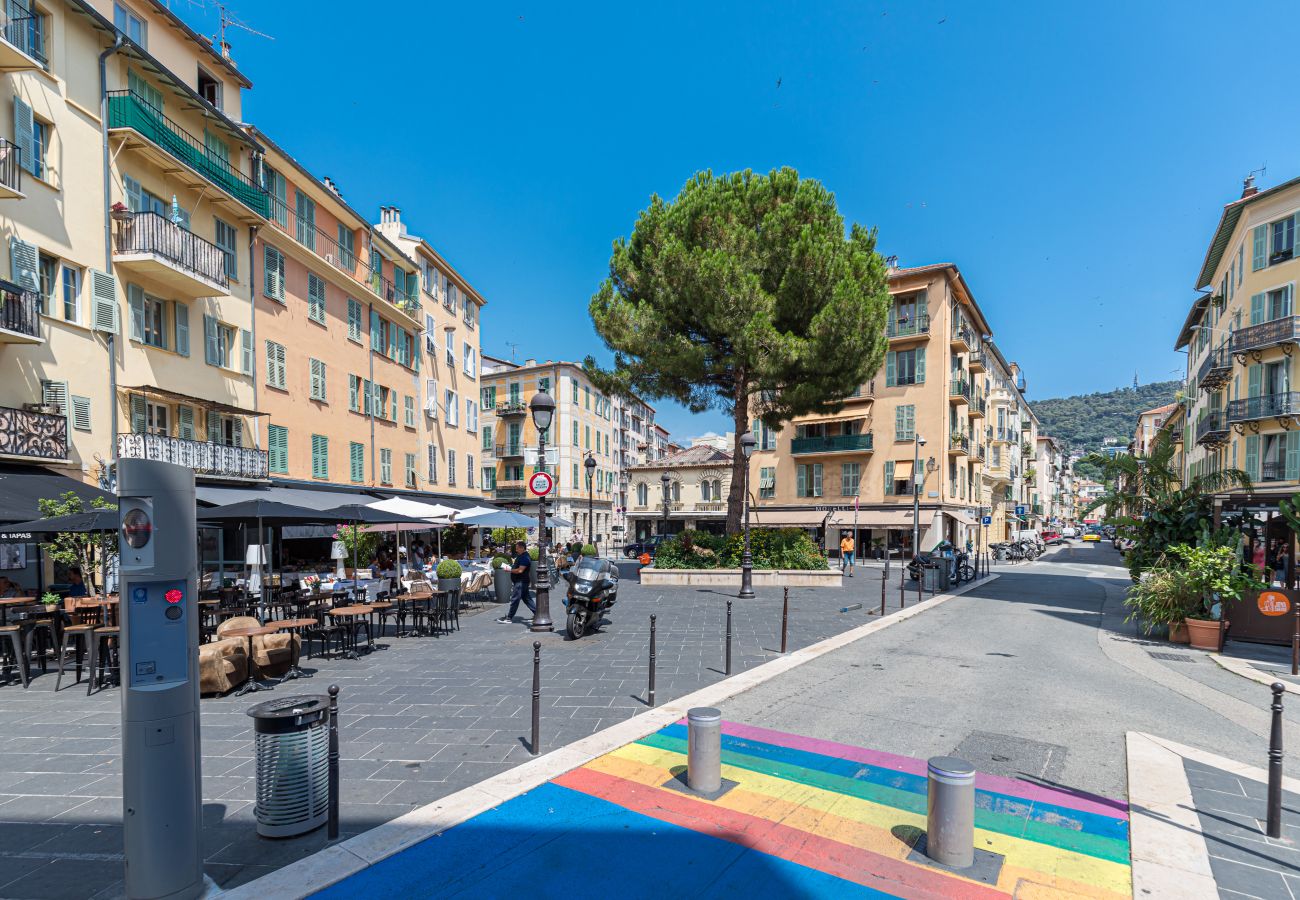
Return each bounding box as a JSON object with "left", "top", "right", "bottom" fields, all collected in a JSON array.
[
  {"left": 1061, "top": 527, "right": 1078, "bottom": 538},
  {"left": 1012, "top": 529, "right": 1044, "bottom": 549}
]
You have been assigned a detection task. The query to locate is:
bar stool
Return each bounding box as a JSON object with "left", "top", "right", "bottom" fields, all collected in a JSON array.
[
  {"left": 0, "top": 624, "right": 29, "bottom": 688},
  {"left": 55, "top": 623, "right": 96, "bottom": 691},
  {"left": 87, "top": 626, "right": 121, "bottom": 695},
  {"left": 24, "top": 614, "right": 58, "bottom": 675}
]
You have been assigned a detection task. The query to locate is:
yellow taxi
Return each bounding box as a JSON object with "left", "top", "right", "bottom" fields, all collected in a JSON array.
[{"left": 1081, "top": 532, "right": 1101, "bottom": 542}]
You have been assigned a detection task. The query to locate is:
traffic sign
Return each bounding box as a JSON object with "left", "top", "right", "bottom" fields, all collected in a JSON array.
[
  {"left": 981, "top": 515, "right": 992, "bottom": 525},
  {"left": 1014, "top": 505, "right": 1026, "bottom": 516},
  {"left": 528, "top": 471, "right": 554, "bottom": 497}
]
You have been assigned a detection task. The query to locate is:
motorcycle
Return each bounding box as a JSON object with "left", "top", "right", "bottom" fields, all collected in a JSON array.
[{"left": 562, "top": 555, "right": 619, "bottom": 640}]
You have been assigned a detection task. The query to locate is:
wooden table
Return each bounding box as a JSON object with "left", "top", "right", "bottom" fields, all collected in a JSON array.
[
  {"left": 271, "top": 618, "right": 319, "bottom": 680},
  {"left": 0, "top": 597, "right": 35, "bottom": 625},
  {"left": 220, "top": 624, "right": 280, "bottom": 695},
  {"left": 327, "top": 605, "right": 374, "bottom": 658}
]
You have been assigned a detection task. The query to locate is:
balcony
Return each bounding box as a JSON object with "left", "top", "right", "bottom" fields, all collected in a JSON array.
[
  {"left": 971, "top": 443, "right": 986, "bottom": 461},
  {"left": 1021, "top": 420, "right": 1031, "bottom": 431},
  {"left": 1197, "top": 346, "right": 1232, "bottom": 391},
  {"left": 0, "top": 280, "right": 40, "bottom": 344},
  {"left": 107, "top": 91, "right": 269, "bottom": 218},
  {"left": 950, "top": 323, "right": 972, "bottom": 351},
  {"left": 968, "top": 349, "right": 987, "bottom": 373},
  {"left": 118, "top": 433, "right": 267, "bottom": 480},
  {"left": 887, "top": 313, "right": 929, "bottom": 342},
  {"left": 949, "top": 378, "right": 971, "bottom": 405},
  {"left": 969, "top": 396, "right": 986, "bottom": 418},
  {"left": 113, "top": 212, "right": 229, "bottom": 298},
  {"left": 1230, "top": 316, "right": 1300, "bottom": 356},
  {"left": 991, "top": 426, "right": 1015, "bottom": 444},
  {"left": 948, "top": 433, "right": 970, "bottom": 455},
  {"left": 1227, "top": 392, "right": 1300, "bottom": 424},
  {"left": 1194, "top": 411, "right": 1229, "bottom": 447},
  {"left": 495, "top": 443, "right": 524, "bottom": 458},
  {"left": 0, "top": 405, "right": 66, "bottom": 461},
  {"left": 494, "top": 484, "right": 527, "bottom": 502},
  {"left": 790, "top": 433, "right": 873, "bottom": 454},
  {"left": 0, "top": 137, "right": 21, "bottom": 199},
  {"left": 0, "top": 0, "right": 46, "bottom": 70},
  {"left": 1032, "top": 502, "right": 1045, "bottom": 516},
  {"left": 496, "top": 401, "right": 528, "bottom": 417}
]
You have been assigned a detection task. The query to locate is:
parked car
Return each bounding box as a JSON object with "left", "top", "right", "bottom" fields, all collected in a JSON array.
[
  {"left": 1042, "top": 531, "right": 1066, "bottom": 545},
  {"left": 1081, "top": 532, "right": 1101, "bottom": 542},
  {"left": 623, "top": 534, "right": 672, "bottom": 558}
]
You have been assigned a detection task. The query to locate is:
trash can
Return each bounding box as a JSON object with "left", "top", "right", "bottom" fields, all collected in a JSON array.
[
  {"left": 936, "top": 564, "right": 951, "bottom": 592},
  {"left": 922, "top": 563, "right": 941, "bottom": 593},
  {"left": 247, "top": 695, "right": 331, "bottom": 837}
]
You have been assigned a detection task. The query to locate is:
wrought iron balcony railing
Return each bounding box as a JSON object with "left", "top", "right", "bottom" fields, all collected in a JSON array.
[
  {"left": 887, "top": 313, "right": 930, "bottom": 339},
  {"left": 0, "top": 136, "right": 21, "bottom": 194},
  {"left": 494, "top": 485, "right": 527, "bottom": 501},
  {"left": 3, "top": 0, "right": 46, "bottom": 67},
  {"left": 495, "top": 443, "right": 524, "bottom": 457},
  {"left": 1194, "top": 411, "right": 1229, "bottom": 446},
  {"left": 949, "top": 377, "right": 971, "bottom": 401},
  {"left": 1230, "top": 316, "right": 1300, "bottom": 355},
  {"left": 495, "top": 401, "right": 528, "bottom": 417},
  {"left": 0, "top": 280, "right": 39, "bottom": 339},
  {"left": 113, "top": 211, "right": 229, "bottom": 289},
  {"left": 1227, "top": 391, "right": 1300, "bottom": 423},
  {"left": 117, "top": 433, "right": 267, "bottom": 479},
  {"left": 790, "top": 433, "right": 873, "bottom": 454},
  {"left": 1197, "top": 345, "right": 1232, "bottom": 390},
  {"left": 0, "top": 405, "right": 66, "bottom": 460}
]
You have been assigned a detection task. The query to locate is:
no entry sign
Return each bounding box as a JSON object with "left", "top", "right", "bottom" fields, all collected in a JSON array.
[{"left": 528, "top": 471, "right": 554, "bottom": 497}]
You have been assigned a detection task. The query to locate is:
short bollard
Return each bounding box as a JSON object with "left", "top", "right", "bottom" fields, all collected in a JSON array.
[
  {"left": 687, "top": 707, "right": 723, "bottom": 795},
  {"left": 327, "top": 684, "right": 340, "bottom": 841},
  {"left": 530, "top": 641, "right": 541, "bottom": 756},
  {"left": 725, "top": 600, "right": 733, "bottom": 676},
  {"left": 780, "top": 588, "right": 789, "bottom": 653},
  {"left": 1292, "top": 606, "right": 1299, "bottom": 677},
  {"left": 926, "top": 756, "right": 976, "bottom": 868},
  {"left": 1268, "top": 682, "right": 1285, "bottom": 838},
  {"left": 899, "top": 574, "right": 906, "bottom": 609},
  {"left": 648, "top": 615, "right": 657, "bottom": 708},
  {"left": 880, "top": 571, "right": 887, "bottom": 616},
  {"left": 917, "top": 570, "right": 924, "bottom": 604}
]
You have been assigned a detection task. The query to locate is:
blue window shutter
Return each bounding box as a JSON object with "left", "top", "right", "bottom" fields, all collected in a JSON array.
[
  {"left": 127, "top": 283, "right": 145, "bottom": 342},
  {"left": 124, "top": 175, "right": 143, "bottom": 212},
  {"left": 370, "top": 311, "right": 382, "bottom": 351},
  {"left": 1245, "top": 434, "right": 1260, "bottom": 482},
  {"left": 177, "top": 405, "right": 194, "bottom": 440},
  {"left": 796, "top": 465, "right": 806, "bottom": 497},
  {"left": 916, "top": 346, "right": 926, "bottom": 384},
  {"left": 885, "top": 351, "right": 896, "bottom": 387},
  {"left": 1248, "top": 363, "right": 1262, "bottom": 398},
  {"left": 884, "top": 460, "right": 894, "bottom": 493},
  {"left": 813, "top": 463, "right": 822, "bottom": 497},
  {"left": 13, "top": 95, "right": 33, "bottom": 176},
  {"left": 9, "top": 236, "right": 38, "bottom": 292},
  {"left": 1287, "top": 432, "right": 1300, "bottom": 482},
  {"left": 129, "top": 394, "right": 146, "bottom": 433},
  {"left": 203, "top": 314, "right": 218, "bottom": 365},
  {"left": 1250, "top": 292, "right": 1264, "bottom": 325},
  {"left": 1253, "top": 224, "right": 1268, "bottom": 270},
  {"left": 173, "top": 301, "right": 189, "bottom": 356}
]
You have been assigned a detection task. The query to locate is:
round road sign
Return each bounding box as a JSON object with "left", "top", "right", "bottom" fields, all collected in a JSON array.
[{"left": 528, "top": 471, "right": 554, "bottom": 497}]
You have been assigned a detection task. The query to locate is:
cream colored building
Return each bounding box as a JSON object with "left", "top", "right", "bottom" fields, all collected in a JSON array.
[{"left": 626, "top": 439, "right": 731, "bottom": 541}]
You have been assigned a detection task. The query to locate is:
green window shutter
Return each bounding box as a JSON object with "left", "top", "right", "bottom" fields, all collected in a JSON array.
[
  {"left": 8, "top": 236, "right": 37, "bottom": 292},
  {"left": 311, "top": 435, "right": 328, "bottom": 479},
  {"left": 130, "top": 394, "right": 146, "bottom": 433},
  {"left": 1245, "top": 433, "right": 1260, "bottom": 482},
  {"left": 916, "top": 346, "right": 926, "bottom": 384},
  {"left": 1253, "top": 224, "right": 1268, "bottom": 270},
  {"left": 240, "top": 329, "right": 253, "bottom": 375},
  {"left": 884, "top": 460, "right": 894, "bottom": 494},
  {"left": 370, "top": 311, "right": 382, "bottom": 352},
  {"left": 350, "top": 442, "right": 364, "bottom": 482},
  {"left": 885, "top": 351, "right": 896, "bottom": 387},
  {"left": 127, "top": 283, "right": 145, "bottom": 342},
  {"left": 173, "top": 301, "right": 189, "bottom": 356},
  {"left": 203, "top": 314, "right": 218, "bottom": 365},
  {"left": 177, "top": 405, "right": 194, "bottom": 440},
  {"left": 1248, "top": 363, "right": 1262, "bottom": 398},
  {"left": 895, "top": 405, "right": 905, "bottom": 440},
  {"left": 13, "top": 94, "right": 33, "bottom": 176},
  {"left": 1287, "top": 432, "right": 1300, "bottom": 482},
  {"left": 310, "top": 358, "right": 326, "bottom": 401},
  {"left": 206, "top": 412, "right": 220, "bottom": 443},
  {"left": 348, "top": 374, "right": 358, "bottom": 411},
  {"left": 906, "top": 405, "right": 915, "bottom": 438},
  {"left": 268, "top": 425, "right": 288, "bottom": 474},
  {"left": 1250, "top": 292, "right": 1264, "bottom": 325},
  {"left": 813, "top": 463, "right": 822, "bottom": 497},
  {"left": 124, "top": 175, "right": 143, "bottom": 212},
  {"left": 797, "top": 464, "right": 806, "bottom": 497}
]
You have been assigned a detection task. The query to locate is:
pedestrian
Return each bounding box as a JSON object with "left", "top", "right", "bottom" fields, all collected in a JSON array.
[
  {"left": 496, "top": 540, "right": 536, "bottom": 624},
  {"left": 1253, "top": 539, "right": 1268, "bottom": 580},
  {"left": 66, "top": 567, "right": 88, "bottom": 597},
  {"left": 839, "top": 532, "right": 855, "bottom": 576},
  {"left": 1275, "top": 544, "right": 1290, "bottom": 588}
]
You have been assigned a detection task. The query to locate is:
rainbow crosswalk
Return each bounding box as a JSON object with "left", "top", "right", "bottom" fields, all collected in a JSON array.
[{"left": 314, "top": 721, "right": 1131, "bottom": 899}]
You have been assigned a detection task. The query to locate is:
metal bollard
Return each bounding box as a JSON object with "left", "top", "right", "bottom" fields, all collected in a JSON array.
[
  {"left": 917, "top": 570, "right": 924, "bottom": 604},
  {"left": 900, "top": 574, "right": 906, "bottom": 609},
  {"left": 781, "top": 588, "right": 789, "bottom": 653},
  {"left": 880, "top": 571, "right": 887, "bottom": 617},
  {"left": 648, "top": 615, "right": 657, "bottom": 708},
  {"left": 725, "top": 600, "right": 733, "bottom": 676},
  {"left": 327, "top": 684, "right": 339, "bottom": 841},
  {"left": 687, "top": 707, "right": 723, "bottom": 795},
  {"left": 1292, "top": 606, "right": 1298, "bottom": 677},
  {"left": 926, "top": 756, "right": 976, "bottom": 868},
  {"left": 1268, "top": 682, "right": 1285, "bottom": 838},
  {"left": 531, "top": 641, "right": 541, "bottom": 756}
]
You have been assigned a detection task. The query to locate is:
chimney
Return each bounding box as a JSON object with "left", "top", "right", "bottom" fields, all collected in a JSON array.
[
  {"left": 884, "top": 255, "right": 899, "bottom": 272},
  {"left": 1242, "top": 174, "right": 1259, "bottom": 198},
  {"left": 524, "top": 358, "right": 537, "bottom": 367}
]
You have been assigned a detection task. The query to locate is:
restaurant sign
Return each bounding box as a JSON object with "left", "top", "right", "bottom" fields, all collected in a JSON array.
[{"left": 1258, "top": 591, "right": 1291, "bottom": 616}]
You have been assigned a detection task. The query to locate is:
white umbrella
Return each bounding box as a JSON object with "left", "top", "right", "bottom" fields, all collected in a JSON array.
[{"left": 368, "top": 496, "right": 454, "bottom": 568}]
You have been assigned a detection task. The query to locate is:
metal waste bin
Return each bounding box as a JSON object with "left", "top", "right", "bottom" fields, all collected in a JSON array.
[
  {"left": 936, "top": 563, "right": 951, "bottom": 592},
  {"left": 922, "top": 563, "right": 941, "bottom": 592},
  {"left": 247, "top": 695, "right": 331, "bottom": 837}
]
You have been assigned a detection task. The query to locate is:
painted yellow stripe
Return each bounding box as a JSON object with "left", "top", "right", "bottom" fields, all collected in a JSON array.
[{"left": 586, "top": 744, "right": 1131, "bottom": 897}]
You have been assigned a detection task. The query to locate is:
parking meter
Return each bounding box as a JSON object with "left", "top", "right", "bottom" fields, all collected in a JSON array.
[{"left": 118, "top": 459, "right": 203, "bottom": 900}]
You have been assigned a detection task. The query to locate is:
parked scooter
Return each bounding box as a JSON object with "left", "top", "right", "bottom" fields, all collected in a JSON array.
[{"left": 562, "top": 555, "right": 619, "bottom": 640}]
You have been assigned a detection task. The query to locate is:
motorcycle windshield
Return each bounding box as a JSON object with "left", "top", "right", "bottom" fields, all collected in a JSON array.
[{"left": 574, "top": 559, "right": 606, "bottom": 579}]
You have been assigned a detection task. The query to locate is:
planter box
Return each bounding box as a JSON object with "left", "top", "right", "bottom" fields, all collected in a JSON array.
[{"left": 640, "top": 568, "right": 842, "bottom": 588}]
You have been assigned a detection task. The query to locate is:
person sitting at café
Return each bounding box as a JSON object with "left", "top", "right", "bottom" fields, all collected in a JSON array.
[
  {"left": 0, "top": 576, "right": 21, "bottom": 598},
  {"left": 66, "top": 567, "right": 89, "bottom": 597}
]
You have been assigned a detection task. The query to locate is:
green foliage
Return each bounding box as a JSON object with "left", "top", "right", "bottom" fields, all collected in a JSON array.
[
  {"left": 435, "top": 559, "right": 462, "bottom": 579},
  {"left": 1167, "top": 542, "right": 1264, "bottom": 617},
  {"left": 580, "top": 544, "right": 598, "bottom": 557},
  {"left": 586, "top": 167, "right": 892, "bottom": 530},
  {"left": 438, "top": 524, "right": 471, "bottom": 556},
  {"left": 654, "top": 528, "right": 825, "bottom": 570},
  {"left": 491, "top": 555, "right": 510, "bottom": 569},
  {"left": 41, "top": 591, "right": 60, "bottom": 607},
  {"left": 37, "top": 492, "right": 117, "bottom": 593},
  {"left": 490, "top": 527, "right": 527, "bottom": 546},
  {"left": 1030, "top": 380, "right": 1179, "bottom": 456},
  {"left": 528, "top": 547, "right": 539, "bottom": 560},
  {"left": 333, "top": 523, "right": 379, "bottom": 566},
  {"left": 1125, "top": 566, "right": 1197, "bottom": 629}
]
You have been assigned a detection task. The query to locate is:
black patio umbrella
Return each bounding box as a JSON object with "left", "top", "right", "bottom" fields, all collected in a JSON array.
[
  {"left": 316, "top": 505, "right": 432, "bottom": 579},
  {"left": 198, "top": 500, "right": 335, "bottom": 598},
  {"left": 1, "top": 509, "right": 120, "bottom": 595}
]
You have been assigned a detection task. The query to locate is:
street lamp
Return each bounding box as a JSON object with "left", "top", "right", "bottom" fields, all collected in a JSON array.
[
  {"left": 529, "top": 391, "right": 555, "bottom": 633},
  {"left": 912, "top": 434, "right": 926, "bottom": 562},
  {"left": 739, "top": 431, "right": 756, "bottom": 599},
  {"left": 660, "top": 472, "right": 671, "bottom": 536},
  {"left": 584, "top": 453, "right": 596, "bottom": 550}
]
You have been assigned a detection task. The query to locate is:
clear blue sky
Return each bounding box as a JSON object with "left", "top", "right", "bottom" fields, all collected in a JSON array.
[{"left": 179, "top": 0, "right": 1300, "bottom": 439}]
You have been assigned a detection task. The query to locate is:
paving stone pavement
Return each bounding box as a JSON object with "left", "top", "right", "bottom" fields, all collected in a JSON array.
[{"left": 0, "top": 577, "right": 897, "bottom": 899}]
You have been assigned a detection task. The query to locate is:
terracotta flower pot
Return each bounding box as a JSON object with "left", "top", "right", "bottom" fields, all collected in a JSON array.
[
  {"left": 1185, "top": 617, "right": 1221, "bottom": 651},
  {"left": 1168, "top": 621, "right": 1190, "bottom": 644}
]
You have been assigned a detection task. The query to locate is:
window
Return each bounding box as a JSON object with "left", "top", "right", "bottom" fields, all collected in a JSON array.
[
  {"left": 307, "top": 273, "right": 326, "bottom": 324},
  {"left": 466, "top": 399, "right": 478, "bottom": 433},
  {"left": 211, "top": 218, "right": 237, "bottom": 279},
  {"left": 447, "top": 448, "right": 457, "bottom": 485},
  {"left": 371, "top": 311, "right": 384, "bottom": 352},
  {"left": 584, "top": 386, "right": 591, "bottom": 410},
  {"left": 204, "top": 315, "right": 233, "bottom": 368},
  {"left": 60, "top": 265, "right": 80, "bottom": 324},
  {"left": 637, "top": 483, "right": 648, "bottom": 506},
  {"left": 444, "top": 328, "right": 455, "bottom": 367},
  {"left": 114, "top": 3, "right": 147, "bottom": 47},
  {"left": 309, "top": 358, "right": 326, "bottom": 401},
  {"left": 894, "top": 404, "right": 917, "bottom": 441},
  {"left": 463, "top": 342, "right": 476, "bottom": 377},
  {"left": 345, "top": 297, "right": 362, "bottom": 342},
  {"left": 572, "top": 378, "right": 579, "bottom": 403},
  {"left": 295, "top": 190, "right": 316, "bottom": 251},
  {"left": 796, "top": 463, "right": 823, "bottom": 498},
  {"left": 142, "top": 296, "right": 166, "bottom": 348},
  {"left": 264, "top": 245, "right": 285, "bottom": 301},
  {"left": 467, "top": 453, "right": 475, "bottom": 488},
  {"left": 444, "top": 389, "right": 458, "bottom": 426},
  {"left": 268, "top": 425, "right": 288, "bottom": 474},
  {"left": 759, "top": 466, "right": 776, "bottom": 499},
  {"left": 841, "top": 462, "right": 860, "bottom": 496},
  {"left": 380, "top": 448, "right": 393, "bottom": 484},
  {"left": 404, "top": 452, "right": 417, "bottom": 488},
  {"left": 36, "top": 251, "right": 55, "bottom": 313},
  {"left": 1272, "top": 217, "right": 1296, "bottom": 264},
  {"left": 886, "top": 348, "right": 926, "bottom": 386},
  {"left": 311, "top": 435, "right": 328, "bottom": 479},
  {"left": 265, "top": 340, "right": 286, "bottom": 388},
  {"left": 30, "top": 118, "right": 48, "bottom": 181}
]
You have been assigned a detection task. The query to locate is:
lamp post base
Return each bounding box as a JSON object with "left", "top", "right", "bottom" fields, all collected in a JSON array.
[{"left": 738, "top": 553, "right": 755, "bottom": 599}]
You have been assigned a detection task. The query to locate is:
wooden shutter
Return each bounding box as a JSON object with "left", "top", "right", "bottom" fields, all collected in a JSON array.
[
  {"left": 895, "top": 406, "right": 906, "bottom": 440},
  {"left": 130, "top": 394, "right": 147, "bottom": 434},
  {"left": 885, "top": 351, "right": 896, "bottom": 386},
  {"left": 797, "top": 464, "right": 806, "bottom": 497},
  {"left": 269, "top": 425, "right": 287, "bottom": 473},
  {"left": 9, "top": 236, "right": 37, "bottom": 291},
  {"left": 350, "top": 441, "right": 363, "bottom": 482},
  {"left": 813, "top": 463, "right": 822, "bottom": 497},
  {"left": 203, "top": 314, "right": 218, "bottom": 365},
  {"left": 177, "top": 405, "right": 194, "bottom": 440},
  {"left": 1253, "top": 224, "right": 1268, "bottom": 271},
  {"left": 240, "top": 329, "right": 253, "bottom": 375},
  {"left": 13, "top": 95, "right": 33, "bottom": 176},
  {"left": 70, "top": 395, "right": 91, "bottom": 432},
  {"left": 1250, "top": 293, "right": 1264, "bottom": 325},
  {"left": 90, "top": 270, "right": 118, "bottom": 333},
  {"left": 1245, "top": 434, "right": 1260, "bottom": 482},
  {"left": 127, "top": 283, "right": 145, "bottom": 342},
  {"left": 348, "top": 373, "right": 358, "bottom": 410},
  {"left": 915, "top": 346, "right": 926, "bottom": 384},
  {"left": 1287, "top": 431, "right": 1300, "bottom": 482},
  {"left": 173, "top": 301, "right": 189, "bottom": 356},
  {"left": 41, "top": 379, "right": 67, "bottom": 416},
  {"left": 1248, "top": 364, "right": 1262, "bottom": 398},
  {"left": 310, "top": 358, "right": 325, "bottom": 400}
]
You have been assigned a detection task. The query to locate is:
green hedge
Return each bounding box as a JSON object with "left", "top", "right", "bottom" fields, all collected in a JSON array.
[{"left": 652, "top": 528, "right": 825, "bottom": 570}]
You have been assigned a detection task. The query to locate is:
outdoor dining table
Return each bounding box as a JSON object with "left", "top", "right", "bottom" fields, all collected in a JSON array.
[
  {"left": 271, "top": 618, "right": 318, "bottom": 680},
  {"left": 326, "top": 605, "right": 374, "bottom": 659},
  {"left": 221, "top": 624, "right": 280, "bottom": 696},
  {"left": 0, "top": 597, "right": 36, "bottom": 625}
]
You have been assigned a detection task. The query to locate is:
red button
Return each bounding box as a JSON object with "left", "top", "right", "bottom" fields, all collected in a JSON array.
[{"left": 164, "top": 589, "right": 183, "bottom": 604}]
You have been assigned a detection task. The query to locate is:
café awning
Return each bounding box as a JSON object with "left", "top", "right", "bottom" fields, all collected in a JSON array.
[
  {"left": 827, "top": 509, "right": 914, "bottom": 528},
  {"left": 750, "top": 508, "right": 829, "bottom": 527},
  {"left": 0, "top": 463, "right": 116, "bottom": 524},
  {"left": 946, "top": 509, "right": 978, "bottom": 526}
]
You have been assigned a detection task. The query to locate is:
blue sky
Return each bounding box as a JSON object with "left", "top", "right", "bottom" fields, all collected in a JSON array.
[{"left": 179, "top": 0, "right": 1300, "bottom": 439}]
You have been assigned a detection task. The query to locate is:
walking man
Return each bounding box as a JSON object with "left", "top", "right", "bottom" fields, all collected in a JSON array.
[
  {"left": 497, "top": 540, "right": 536, "bottom": 624},
  {"left": 840, "top": 532, "right": 855, "bottom": 577}
]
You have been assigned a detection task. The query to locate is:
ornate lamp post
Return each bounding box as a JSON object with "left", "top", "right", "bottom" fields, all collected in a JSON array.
[
  {"left": 584, "top": 453, "right": 596, "bottom": 550},
  {"left": 912, "top": 434, "right": 926, "bottom": 561},
  {"left": 660, "top": 472, "right": 671, "bottom": 536},
  {"left": 739, "top": 431, "right": 756, "bottom": 599},
  {"left": 529, "top": 391, "right": 555, "bottom": 633}
]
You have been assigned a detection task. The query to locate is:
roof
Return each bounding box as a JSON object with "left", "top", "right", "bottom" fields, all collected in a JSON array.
[
  {"left": 1174, "top": 294, "right": 1211, "bottom": 349},
  {"left": 1140, "top": 403, "right": 1178, "bottom": 417},
  {"left": 1195, "top": 175, "right": 1300, "bottom": 289},
  {"left": 888, "top": 262, "right": 994, "bottom": 336},
  {"left": 631, "top": 445, "right": 731, "bottom": 468},
  {"left": 143, "top": 0, "right": 253, "bottom": 88}
]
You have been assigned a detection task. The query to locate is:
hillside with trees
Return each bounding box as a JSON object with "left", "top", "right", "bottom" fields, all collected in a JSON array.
[{"left": 1030, "top": 381, "right": 1180, "bottom": 477}]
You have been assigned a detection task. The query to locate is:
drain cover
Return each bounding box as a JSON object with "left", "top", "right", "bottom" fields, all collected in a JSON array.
[{"left": 1148, "top": 651, "right": 1197, "bottom": 663}]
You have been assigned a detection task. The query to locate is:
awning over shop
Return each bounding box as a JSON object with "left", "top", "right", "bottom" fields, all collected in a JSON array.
[
  {"left": 946, "top": 509, "right": 978, "bottom": 526},
  {"left": 750, "top": 508, "right": 830, "bottom": 527},
  {"left": 0, "top": 463, "right": 116, "bottom": 523},
  {"left": 119, "top": 385, "right": 264, "bottom": 418},
  {"left": 826, "top": 509, "right": 915, "bottom": 528},
  {"left": 196, "top": 484, "right": 379, "bottom": 510}
]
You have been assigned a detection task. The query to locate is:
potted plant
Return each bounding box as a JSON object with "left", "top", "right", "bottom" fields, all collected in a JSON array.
[
  {"left": 41, "top": 591, "right": 61, "bottom": 613},
  {"left": 581, "top": 544, "right": 598, "bottom": 557},
  {"left": 1125, "top": 565, "right": 1195, "bottom": 641},
  {"left": 1171, "top": 541, "right": 1265, "bottom": 651},
  {"left": 491, "top": 555, "right": 512, "bottom": 603},
  {"left": 436, "top": 559, "right": 463, "bottom": 594}
]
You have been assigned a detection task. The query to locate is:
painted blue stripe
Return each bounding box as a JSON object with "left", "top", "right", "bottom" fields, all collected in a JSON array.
[
  {"left": 651, "top": 724, "right": 1128, "bottom": 843},
  {"left": 311, "top": 782, "right": 900, "bottom": 900}
]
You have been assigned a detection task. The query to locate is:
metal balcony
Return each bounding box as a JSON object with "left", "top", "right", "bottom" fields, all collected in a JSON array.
[
  {"left": 0, "top": 280, "right": 40, "bottom": 344},
  {"left": 790, "top": 433, "right": 873, "bottom": 454},
  {"left": 948, "top": 433, "right": 970, "bottom": 455},
  {"left": 1194, "top": 411, "right": 1229, "bottom": 447},
  {"left": 949, "top": 378, "right": 971, "bottom": 405},
  {"left": 113, "top": 211, "right": 229, "bottom": 297},
  {"left": 968, "top": 349, "right": 986, "bottom": 373},
  {"left": 1197, "top": 346, "right": 1232, "bottom": 391},
  {"left": 972, "top": 443, "right": 986, "bottom": 461},
  {"left": 886, "top": 313, "right": 929, "bottom": 341},
  {"left": 495, "top": 443, "right": 524, "bottom": 458},
  {"left": 950, "top": 323, "right": 972, "bottom": 351},
  {"left": 0, "top": 0, "right": 45, "bottom": 70},
  {"left": 1230, "top": 316, "right": 1300, "bottom": 356},
  {"left": 494, "top": 485, "right": 527, "bottom": 501},
  {"left": 0, "top": 137, "right": 22, "bottom": 198},
  {"left": 0, "top": 405, "right": 66, "bottom": 461},
  {"left": 1227, "top": 392, "right": 1300, "bottom": 424},
  {"left": 1260, "top": 460, "right": 1288, "bottom": 483},
  {"left": 495, "top": 401, "right": 528, "bottom": 417},
  {"left": 117, "top": 433, "right": 267, "bottom": 480},
  {"left": 968, "top": 396, "right": 986, "bottom": 418}
]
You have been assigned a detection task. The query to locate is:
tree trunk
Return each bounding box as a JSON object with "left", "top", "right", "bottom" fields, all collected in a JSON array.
[{"left": 727, "top": 386, "right": 750, "bottom": 534}]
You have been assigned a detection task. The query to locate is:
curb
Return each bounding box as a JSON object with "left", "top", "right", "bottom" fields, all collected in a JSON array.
[
  {"left": 1210, "top": 653, "right": 1300, "bottom": 696},
  {"left": 217, "top": 574, "right": 998, "bottom": 898}
]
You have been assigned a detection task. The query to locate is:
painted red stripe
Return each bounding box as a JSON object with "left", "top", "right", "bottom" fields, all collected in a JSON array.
[{"left": 556, "top": 766, "right": 1009, "bottom": 900}]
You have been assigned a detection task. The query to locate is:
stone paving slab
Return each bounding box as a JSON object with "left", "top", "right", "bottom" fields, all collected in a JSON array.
[{"left": 0, "top": 579, "right": 891, "bottom": 899}]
